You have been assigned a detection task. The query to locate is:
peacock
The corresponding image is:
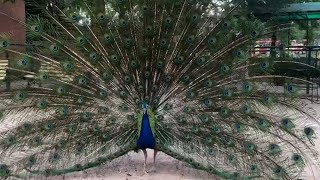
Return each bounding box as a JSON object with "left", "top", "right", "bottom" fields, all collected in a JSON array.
[{"left": 0, "top": 0, "right": 319, "bottom": 179}]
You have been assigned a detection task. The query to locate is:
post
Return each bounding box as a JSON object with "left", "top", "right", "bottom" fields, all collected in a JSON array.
[
  {"left": 306, "top": 20, "right": 311, "bottom": 95},
  {"left": 271, "top": 33, "right": 277, "bottom": 58}
]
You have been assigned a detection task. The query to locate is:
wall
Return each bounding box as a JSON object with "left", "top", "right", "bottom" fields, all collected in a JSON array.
[{"left": 0, "top": 0, "right": 25, "bottom": 80}]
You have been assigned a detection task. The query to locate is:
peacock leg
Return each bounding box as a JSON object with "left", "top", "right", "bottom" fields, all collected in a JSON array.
[
  {"left": 153, "top": 149, "right": 158, "bottom": 163},
  {"left": 142, "top": 149, "right": 148, "bottom": 174},
  {"left": 150, "top": 149, "right": 158, "bottom": 172}
]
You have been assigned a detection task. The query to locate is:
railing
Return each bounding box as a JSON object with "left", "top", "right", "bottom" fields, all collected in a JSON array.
[
  {"left": 252, "top": 45, "right": 320, "bottom": 103},
  {"left": 252, "top": 45, "right": 320, "bottom": 59},
  {"left": 0, "top": 60, "right": 8, "bottom": 80}
]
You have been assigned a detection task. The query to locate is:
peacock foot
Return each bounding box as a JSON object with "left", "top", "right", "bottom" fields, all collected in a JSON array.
[
  {"left": 138, "top": 169, "right": 149, "bottom": 176},
  {"left": 148, "top": 165, "right": 157, "bottom": 173}
]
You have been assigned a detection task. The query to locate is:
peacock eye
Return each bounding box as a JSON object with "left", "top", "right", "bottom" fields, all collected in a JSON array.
[
  {"left": 294, "top": 155, "right": 300, "bottom": 160},
  {"left": 304, "top": 127, "right": 314, "bottom": 136},
  {"left": 305, "top": 128, "right": 311, "bottom": 134},
  {"left": 260, "top": 61, "right": 270, "bottom": 70},
  {"left": 282, "top": 119, "right": 289, "bottom": 125},
  {"left": 2, "top": 41, "right": 8, "bottom": 47},
  {"left": 264, "top": 96, "right": 271, "bottom": 102},
  {"left": 21, "top": 59, "right": 27, "bottom": 65},
  {"left": 251, "top": 31, "right": 257, "bottom": 37}
]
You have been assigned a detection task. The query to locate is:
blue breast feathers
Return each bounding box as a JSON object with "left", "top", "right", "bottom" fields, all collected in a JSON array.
[{"left": 137, "top": 113, "right": 156, "bottom": 149}]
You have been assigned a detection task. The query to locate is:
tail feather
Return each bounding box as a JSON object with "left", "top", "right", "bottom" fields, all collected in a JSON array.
[{"left": 0, "top": 0, "right": 319, "bottom": 179}]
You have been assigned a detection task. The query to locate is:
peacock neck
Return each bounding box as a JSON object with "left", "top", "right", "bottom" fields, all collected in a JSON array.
[{"left": 141, "top": 112, "right": 153, "bottom": 136}]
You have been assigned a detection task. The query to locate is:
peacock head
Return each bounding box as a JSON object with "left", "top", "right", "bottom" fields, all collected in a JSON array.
[{"left": 142, "top": 102, "right": 149, "bottom": 114}]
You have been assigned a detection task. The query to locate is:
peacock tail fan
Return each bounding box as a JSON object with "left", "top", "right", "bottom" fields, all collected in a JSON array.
[{"left": 0, "top": 0, "right": 319, "bottom": 179}]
